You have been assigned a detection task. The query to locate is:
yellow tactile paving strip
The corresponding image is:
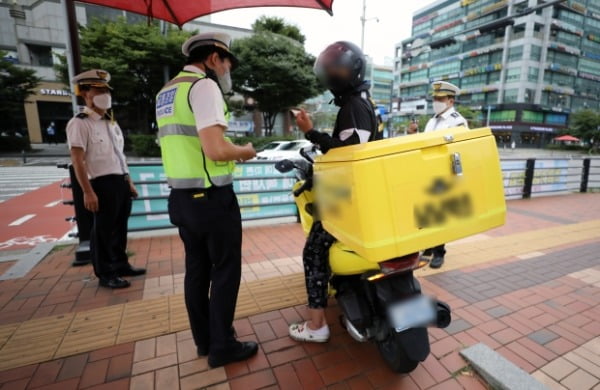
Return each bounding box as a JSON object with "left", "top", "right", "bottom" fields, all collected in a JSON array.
[
  {"left": 418, "top": 219, "right": 600, "bottom": 277},
  {"left": 0, "top": 219, "right": 599, "bottom": 371}
]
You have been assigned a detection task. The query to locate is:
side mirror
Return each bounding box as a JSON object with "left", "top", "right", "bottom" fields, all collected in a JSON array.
[{"left": 275, "top": 159, "right": 296, "bottom": 173}]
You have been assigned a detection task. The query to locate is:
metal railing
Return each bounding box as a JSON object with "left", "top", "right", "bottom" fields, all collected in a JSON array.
[{"left": 59, "top": 157, "right": 600, "bottom": 237}]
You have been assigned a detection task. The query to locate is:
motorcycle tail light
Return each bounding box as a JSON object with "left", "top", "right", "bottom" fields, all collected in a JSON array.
[{"left": 367, "top": 253, "right": 425, "bottom": 282}]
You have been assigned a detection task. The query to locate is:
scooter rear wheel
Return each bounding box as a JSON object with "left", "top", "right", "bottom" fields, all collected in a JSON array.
[{"left": 377, "top": 331, "right": 420, "bottom": 373}]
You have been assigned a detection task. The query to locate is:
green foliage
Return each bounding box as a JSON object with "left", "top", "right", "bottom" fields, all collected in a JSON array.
[
  {"left": 0, "top": 135, "right": 31, "bottom": 152},
  {"left": 55, "top": 18, "right": 192, "bottom": 132},
  {"left": 231, "top": 135, "right": 295, "bottom": 150},
  {"left": 252, "top": 16, "right": 306, "bottom": 44},
  {"left": 455, "top": 105, "right": 482, "bottom": 128},
  {"left": 569, "top": 109, "right": 600, "bottom": 151},
  {"left": 231, "top": 24, "right": 323, "bottom": 136},
  {"left": 0, "top": 51, "right": 40, "bottom": 133},
  {"left": 129, "top": 134, "right": 160, "bottom": 157}
]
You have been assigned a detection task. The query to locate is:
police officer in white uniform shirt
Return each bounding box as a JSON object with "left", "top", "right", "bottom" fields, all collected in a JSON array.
[
  {"left": 410, "top": 80, "right": 469, "bottom": 268},
  {"left": 66, "top": 69, "right": 146, "bottom": 289}
]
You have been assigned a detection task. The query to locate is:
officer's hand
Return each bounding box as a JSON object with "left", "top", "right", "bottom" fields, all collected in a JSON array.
[
  {"left": 239, "top": 143, "right": 256, "bottom": 162},
  {"left": 295, "top": 109, "right": 313, "bottom": 133},
  {"left": 130, "top": 183, "right": 139, "bottom": 199},
  {"left": 408, "top": 122, "right": 418, "bottom": 134},
  {"left": 84, "top": 191, "right": 99, "bottom": 212}
]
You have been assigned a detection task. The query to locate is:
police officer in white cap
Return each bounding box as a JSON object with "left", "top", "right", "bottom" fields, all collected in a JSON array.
[
  {"left": 409, "top": 80, "right": 468, "bottom": 268},
  {"left": 156, "top": 33, "right": 257, "bottom": 368},
  {"left": 66, "top": 70, "right": 145, "bottom": 289}
]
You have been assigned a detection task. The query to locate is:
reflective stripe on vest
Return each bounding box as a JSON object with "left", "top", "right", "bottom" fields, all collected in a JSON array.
[{"left": 156, "top": 71, "right": 233, "bottom": 189}]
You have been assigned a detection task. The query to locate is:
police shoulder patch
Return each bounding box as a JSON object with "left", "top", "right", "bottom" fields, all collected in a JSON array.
[
  {"left": 450, "top": 112, "right": 459, "bottom": 118},
  {"left": 76, "top": 113, "right": 88, "bottom": 119}
]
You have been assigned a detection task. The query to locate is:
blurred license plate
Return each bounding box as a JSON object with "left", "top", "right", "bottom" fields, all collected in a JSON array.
[{"left": 388, "top": 295, "right": 436, "bottom": 332}]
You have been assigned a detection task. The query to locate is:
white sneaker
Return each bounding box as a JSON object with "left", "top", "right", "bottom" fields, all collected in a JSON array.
[{"left": 289, "top": 321, "right": 330, "bottom": 343}]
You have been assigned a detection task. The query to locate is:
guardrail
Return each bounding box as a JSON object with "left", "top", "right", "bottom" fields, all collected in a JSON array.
[{"left": 59, "top": 157, "right": 600, "bottom": 238}]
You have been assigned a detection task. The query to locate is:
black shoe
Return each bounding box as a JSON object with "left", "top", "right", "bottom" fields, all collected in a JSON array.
[
  {"left": 117, "top": 266, "right": 146, "bottom": 277},
  {"left": 430, "top": 256, "right": 445, "bottom": 269},
  {"left": 98, "top": 276, "right": 131, "bottom": 289},
  {"left": 208, "top": 341, "right": 258, "bottom": 368}
]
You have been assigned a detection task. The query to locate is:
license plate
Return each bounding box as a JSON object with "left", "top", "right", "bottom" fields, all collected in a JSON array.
[{"left": 388, "top": 295, "right": 436, "bottom": 332}]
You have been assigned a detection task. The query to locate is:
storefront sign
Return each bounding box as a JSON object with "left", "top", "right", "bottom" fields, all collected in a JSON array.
[
  {"left": 227, "top": 120, "right": 253, "bottom": 133},
  {"left": 530, "top": 126, "right": 555, "bottom": 132},
  {"left": 491, "top": 125, "right": 513, "bottom": 130},
  {"left": 40, "top": 89, "right": 71, "bottom": 96}
]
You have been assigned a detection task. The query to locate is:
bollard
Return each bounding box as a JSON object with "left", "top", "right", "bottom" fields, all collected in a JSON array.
[
  {"left": 58, "top": 163, "right": 94, "bottom": 266},
  {"left": 580, "top": 158, "right": 591, "bottom": 193},
  {"left": 21, "top": 150, "right": 26, "bottom": 164},
  {"left": 522, "top": 158, "right": 536, "bottom": 199}
]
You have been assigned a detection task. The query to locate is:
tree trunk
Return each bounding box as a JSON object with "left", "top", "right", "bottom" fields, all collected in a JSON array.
[
  {"left": 283, "top": 109, "right": 292, "bottom": 136},
  {"left": 253, "top": 109, "right": 263, "bottom": 137}
]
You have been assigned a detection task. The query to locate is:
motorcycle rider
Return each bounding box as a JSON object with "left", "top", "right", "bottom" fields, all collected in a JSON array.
[{"left": 289, "top": 41, "right": 382, "bottom": 343}]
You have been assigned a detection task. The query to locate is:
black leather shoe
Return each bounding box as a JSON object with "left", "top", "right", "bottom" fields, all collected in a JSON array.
[
  {"left": 99, "top": 276, "right": 131, "bottom": 289},
  {"left": 208, "top": 341, "right": 258, "bottom": 368},
  {"left": 117, "top": 266, "right": 146, "bottom": 277},
  {"left": 430, "top": 256, "right": 445, "bottom": 269}
]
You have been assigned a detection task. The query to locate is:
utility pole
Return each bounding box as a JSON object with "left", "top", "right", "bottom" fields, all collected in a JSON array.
[{"left": 360, "top": 0, "right": 378, "bottom": 52}]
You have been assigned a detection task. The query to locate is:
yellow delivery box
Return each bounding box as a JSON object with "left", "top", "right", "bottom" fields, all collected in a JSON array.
[{"left": 313, "top": 126, "right": 506, "bottom": 263}]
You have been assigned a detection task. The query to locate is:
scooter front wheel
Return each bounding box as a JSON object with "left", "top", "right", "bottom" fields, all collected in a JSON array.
[{"left": 376, "top": 330, "right": 420, "bottom": 373}]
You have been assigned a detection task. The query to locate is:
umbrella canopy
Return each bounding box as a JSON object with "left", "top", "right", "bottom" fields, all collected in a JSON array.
[
  {"left": 554, "top": 135, "right": 580, "bottom": 142},
  {"left": 77, "top": 0, "right": 334, "bottom": 27}
]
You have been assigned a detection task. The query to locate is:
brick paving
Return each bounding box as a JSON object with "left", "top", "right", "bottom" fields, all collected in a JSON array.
[{"left": 0, "top": 193, "right": 598, "bottom": 389}]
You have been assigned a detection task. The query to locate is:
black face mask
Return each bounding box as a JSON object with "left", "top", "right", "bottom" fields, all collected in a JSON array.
[{"left": 327, "top": 75, "right": 351, "bottom": 96}]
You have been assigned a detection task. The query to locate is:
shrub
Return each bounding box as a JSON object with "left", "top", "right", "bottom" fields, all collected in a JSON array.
[{"left": 129, "top": 134, "right": 160, "bottom": 157}]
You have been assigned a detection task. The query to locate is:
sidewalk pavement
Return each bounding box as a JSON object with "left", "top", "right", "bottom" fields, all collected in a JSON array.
[{"left": 0, "top": 193, "right": 598, "bottom": 389}]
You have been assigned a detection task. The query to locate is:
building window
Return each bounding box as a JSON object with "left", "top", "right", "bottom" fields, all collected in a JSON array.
[
  {"left": 530, "top": 45, "right": 542, "bottom": 61},
  {"left": 503, "top": 89, "right": 519, "bottom": 103},
  {"left": 488, "top": 71, "right": 501, "bottom": 83},
  {"left": 578, "top": 58, "right": 600, "bottom": 74},
  {"left": 490, "top": 110, "right": 516, "bottom": 121},
  {"left": 508, "top": 46, "right": 523, "bottom": 62},
  {"left": 545, "top": 113, "right": 567, "bottom": 125},
  {"left": 528, "top": 67, "right": 539, "bottom": 82},
  {"left": 486, "top": 91, "right": 498, "bottom": 105},
  {"left": 505, "top": 68, "right": 521, "bottom": 82},
  {"left": 522, "top": 110, "right": 544, "bottom": 123},
  {"left": 27, "top": 44, "right": 53, "bottom": 67},
  {"left": 556, "top": 31, "right": 581, "bottom": 47}
]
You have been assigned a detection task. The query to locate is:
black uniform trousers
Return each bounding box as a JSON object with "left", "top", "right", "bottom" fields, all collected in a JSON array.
[
  {"left": 168, "top": 185, "right": 242, "bottom": 353},
  {"left": 90, "top": 174, "right": 132, "bottom": 278}
]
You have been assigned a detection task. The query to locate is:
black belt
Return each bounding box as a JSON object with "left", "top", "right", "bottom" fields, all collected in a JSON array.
[{"left": 91, "top": 173, "right": 129, "bottom": 181}]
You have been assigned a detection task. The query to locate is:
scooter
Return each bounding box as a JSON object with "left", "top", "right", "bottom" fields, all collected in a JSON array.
[{"left": 275, "top": 148, "right": 452, "bottom": 373}]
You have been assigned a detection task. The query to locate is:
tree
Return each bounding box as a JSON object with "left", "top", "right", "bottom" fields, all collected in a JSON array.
[
  {"left": 0, "top": 52, "right": 40, "bottom": 134},
  {"left": 252, "top": 16, "right": 305, "bottom": 44},
  {"left": 456, "top": 105, "right": 482, "bottom": 128},
  {"left": 231, "top": 31, "right": 323, "bottom": 136},
  {"left": 569, "top": 109, "right": 600, "bottom": 151},
  {"left": 55, "top": 18, "right": 191, "bottom": 133}
]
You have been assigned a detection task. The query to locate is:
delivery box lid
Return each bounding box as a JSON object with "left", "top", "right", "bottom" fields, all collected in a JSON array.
[{"left": 316, "top": 127, "right": 491, "bottom": 163}]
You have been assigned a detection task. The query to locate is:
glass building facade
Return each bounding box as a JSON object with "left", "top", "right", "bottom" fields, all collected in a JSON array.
[{"left": 393, "top": 0, "right": 600, "bottom": 147}]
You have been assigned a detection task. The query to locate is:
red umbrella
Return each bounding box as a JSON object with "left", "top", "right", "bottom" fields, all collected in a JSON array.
[
  {"left": 77, "top": 0, "right": 334, "bottom": 27},
  {"left": 554, "top": 135, "right": 580, "bottom": 142}
]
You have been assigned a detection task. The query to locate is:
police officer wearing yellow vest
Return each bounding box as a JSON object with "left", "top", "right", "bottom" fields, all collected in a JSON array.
[
  {"left": 409, "top": 81, "right": 468, "bottom": 268},
  {"left": 156, "top": 33, "right": 257, "bottom": 368},
  {"left": 67, "top": 70, "right": 146, "bottom": 289}
]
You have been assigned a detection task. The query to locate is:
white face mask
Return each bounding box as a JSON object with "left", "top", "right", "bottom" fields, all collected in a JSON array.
[
  {"left": 93, "top": 93, "right": 112, "bottom": 110},
  {"left": 218, "top": 71, "right": 232, "bottom": 94},
  {"left": 432, "top": 101, "right": 448, "bottom": 115}
]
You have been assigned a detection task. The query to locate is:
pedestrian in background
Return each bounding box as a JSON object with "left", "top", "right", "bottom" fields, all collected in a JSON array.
[
  {"left": 156, "top": 33, "right": 257, "bottom": 368},
  {"left": 66, "top": 69, "right": 146, "bottom": 289},
  {"left": 46, "top": 122, "right": 57, "bottom": 144}
]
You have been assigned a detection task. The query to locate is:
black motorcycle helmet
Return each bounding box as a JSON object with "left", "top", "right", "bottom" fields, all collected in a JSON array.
[{"left": 314, "top": 41, "right": 366, "bottom": 95}]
